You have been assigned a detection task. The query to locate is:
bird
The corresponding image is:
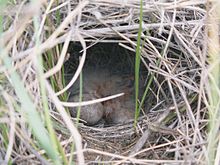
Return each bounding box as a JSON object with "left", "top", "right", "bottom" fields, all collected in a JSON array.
[
  {"left": 68, "top": 67, "right": 137, "bottom": 126},
  {"left": 103, "top": 94, "right": 135, "bottom": 125},
  {"left": 68, "top": 92, "right": 104, "bottom": 125}
]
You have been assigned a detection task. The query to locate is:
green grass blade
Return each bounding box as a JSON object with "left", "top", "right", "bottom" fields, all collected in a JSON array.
[
  {"left": 76, "top": 69, "right": 83, "bottom": 125},
  {"left": 33, "top": 14, "right": 65, "bottom": 164},
  {"left": 134, "top": 0, "right": 143, "bottom": 126}
]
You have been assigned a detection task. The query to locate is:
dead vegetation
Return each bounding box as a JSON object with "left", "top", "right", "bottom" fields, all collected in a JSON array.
[{"left": 0, "top": 0, "right": 219, "bottom": 165}]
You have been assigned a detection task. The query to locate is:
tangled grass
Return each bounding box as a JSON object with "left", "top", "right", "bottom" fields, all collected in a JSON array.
[{"left": 0, "top": 0, "right": 220, "bottom": 164}]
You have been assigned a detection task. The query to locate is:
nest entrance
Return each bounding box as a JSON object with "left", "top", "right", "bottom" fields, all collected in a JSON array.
[{"left": 64, "top": 42, "right": 148, "bottom": 125}]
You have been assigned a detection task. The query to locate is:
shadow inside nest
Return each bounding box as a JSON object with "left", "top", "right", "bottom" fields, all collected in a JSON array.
[{"left": 64, "top": 42, "right": 151, "bottom": 127}]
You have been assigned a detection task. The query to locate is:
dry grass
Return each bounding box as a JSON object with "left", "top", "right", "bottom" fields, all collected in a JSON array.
[{"left": 0, "top": 0, "right": 219, "bottom": 165}]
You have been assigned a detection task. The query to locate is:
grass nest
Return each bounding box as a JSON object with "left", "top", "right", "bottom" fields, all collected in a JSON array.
[{"left": 0, "top": 0, "right": 219, "bottom": 165}]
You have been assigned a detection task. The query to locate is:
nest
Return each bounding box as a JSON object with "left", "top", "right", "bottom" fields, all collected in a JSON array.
[{"left": 0, "top": 0, "right": 212, "bottom": 165}]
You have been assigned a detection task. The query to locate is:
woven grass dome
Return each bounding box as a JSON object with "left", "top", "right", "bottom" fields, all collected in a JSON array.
[{"left": 0, "top": 0, "right": 219, "bottom": 165}]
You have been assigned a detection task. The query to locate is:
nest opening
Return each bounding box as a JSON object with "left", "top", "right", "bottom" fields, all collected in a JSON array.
[{"left": 64, "top": 42, "right": 158, "bottom": 127}]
